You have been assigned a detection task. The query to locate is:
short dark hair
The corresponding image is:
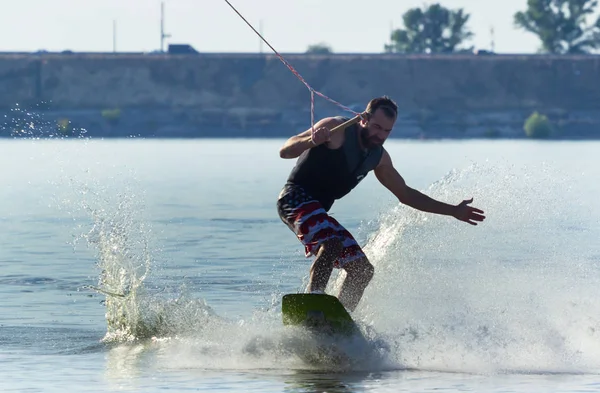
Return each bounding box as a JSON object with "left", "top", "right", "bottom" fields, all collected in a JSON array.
[{"left": 365, "top": 96, "right": 398, "bottom": 119}]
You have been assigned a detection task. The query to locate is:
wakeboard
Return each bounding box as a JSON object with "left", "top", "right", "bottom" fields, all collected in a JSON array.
[
  {"left": 281, "top": 293, "right": 361, "bottom": 337},
  {"left": 281, "top": 293, "right": 375, "bottom": 368}
]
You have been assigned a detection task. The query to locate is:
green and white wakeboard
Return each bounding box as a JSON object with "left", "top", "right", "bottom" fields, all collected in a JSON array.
[
  {"left": 281, "top": 293, "right": 361, "bottom": 337},
  {"left": 281, "top": 293, "right": 374, "bottom": 368}
]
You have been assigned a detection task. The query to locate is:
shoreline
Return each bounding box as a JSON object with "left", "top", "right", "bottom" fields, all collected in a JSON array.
[{"left": 1, "top": 52, "right": 599, "bottom": 140}]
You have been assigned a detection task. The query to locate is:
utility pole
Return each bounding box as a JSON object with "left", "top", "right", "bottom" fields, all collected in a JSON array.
[
  {"left": 490, "top": 25, "right": 495, "bottom": 52},
  {"left": 259, "top": 19, "right": 263, "bottom": 53},
  {"left": 113, "top": 20, "right": 117, "bottom": 53},
  {"left": 390, "top": 20, "right": 394, "bottom": 50},
  {"left": 161, "top": 1, "right": 171, "bottom": 52}
]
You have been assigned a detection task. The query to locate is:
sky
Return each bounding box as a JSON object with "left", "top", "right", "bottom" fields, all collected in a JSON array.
[{"left": 0, "top": 0, "right": 597, "bottom": 54}]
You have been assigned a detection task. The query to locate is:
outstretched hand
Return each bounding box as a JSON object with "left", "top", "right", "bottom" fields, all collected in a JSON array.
[{"left": 453, "top": 198, "right": 486, "bottom": 225}]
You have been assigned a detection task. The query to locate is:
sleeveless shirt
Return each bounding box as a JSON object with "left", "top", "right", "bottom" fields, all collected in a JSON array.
[{"left": 285, "top": 117, "right": 384, "bottom": 211}]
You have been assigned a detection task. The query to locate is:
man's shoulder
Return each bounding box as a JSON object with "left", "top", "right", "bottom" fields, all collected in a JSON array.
[
  {"left": 331, "top": 115, "right": 349, "bottom": 122},
  {"left": 322, "top": 116, "right": 347, "bottom": 127}
]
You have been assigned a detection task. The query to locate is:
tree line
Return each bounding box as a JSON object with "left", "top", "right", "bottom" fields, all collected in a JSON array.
[{"left": 307, "top": 0, "right": 600, "bottom": 54}]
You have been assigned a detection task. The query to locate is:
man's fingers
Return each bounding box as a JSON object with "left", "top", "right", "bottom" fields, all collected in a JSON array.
[
  {"left": 469, "top": 211, "right": 486, "bottom": 221},
  {"left": 458, "top": 210, "right": 485, "bottom": 225}
]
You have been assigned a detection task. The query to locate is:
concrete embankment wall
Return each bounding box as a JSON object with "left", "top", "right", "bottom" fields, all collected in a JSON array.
[{"left": 0, "top": 53, "right": 599, "bottom": 139}]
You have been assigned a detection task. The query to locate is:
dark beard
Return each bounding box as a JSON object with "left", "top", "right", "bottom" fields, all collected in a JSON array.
[{"left": 360, "top": 127, "right": 382, "bottom": 149}]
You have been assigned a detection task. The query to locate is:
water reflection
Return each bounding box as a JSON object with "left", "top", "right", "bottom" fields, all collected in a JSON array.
[{"left": 283, "top": 370, "right": 379, "bottom": 393}]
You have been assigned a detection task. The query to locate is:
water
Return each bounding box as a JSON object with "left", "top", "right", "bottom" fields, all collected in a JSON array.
[{"left": 1, "top": 137, "right": 600, "bottom": 392}]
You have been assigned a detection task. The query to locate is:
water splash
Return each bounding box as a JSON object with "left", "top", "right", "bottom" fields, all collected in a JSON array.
[
  {"left": 73, "top": 187, "right": 395, "bottom": 372},
  {"left": 68, "top": 184, "right": 215, "bottom": 343},
  {"left": 335, "top": 160, "right": 600, "bottom": 375},
  {"left": 1, "top": 102, "right": 89, "bottom": 139},
  {"left": 58, "top": 143, "right": 600, "bottom": 375}
]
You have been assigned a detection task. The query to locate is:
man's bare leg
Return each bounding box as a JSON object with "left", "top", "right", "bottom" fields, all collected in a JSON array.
[
  {"left": 337, "top": 257, "right": 375, "bottom": 312},
  {"left": 307, "top": 239, "right": 342, "bottom": 293}
]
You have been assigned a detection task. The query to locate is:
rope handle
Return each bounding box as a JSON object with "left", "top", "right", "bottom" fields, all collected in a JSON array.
[{"left": 330, "top": 113, "right": 366, "bottom": 135}]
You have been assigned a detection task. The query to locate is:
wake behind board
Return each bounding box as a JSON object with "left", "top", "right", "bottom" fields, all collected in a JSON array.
[{"left": 281, "top": 293, "right": 361, "bottom": 337}]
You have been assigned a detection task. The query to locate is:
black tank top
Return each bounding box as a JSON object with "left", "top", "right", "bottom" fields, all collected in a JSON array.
[{"left": 286, "top": 118, "right": 384, "bottom": 211}]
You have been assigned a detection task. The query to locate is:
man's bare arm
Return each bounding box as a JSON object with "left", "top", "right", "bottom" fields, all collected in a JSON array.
[
  {"left": 278, "top": 117, "right": 342, "bottom": 159},
  {"left": 374, "top": 150, "right": 456, "bottom": 215},
  {"left": 374, "top": 150, "right": 486, "bottom": 225}
]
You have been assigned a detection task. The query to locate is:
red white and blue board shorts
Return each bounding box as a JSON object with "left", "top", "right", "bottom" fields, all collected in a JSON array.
[{"left": 277, "top": 184, "right": 366, "bottom": 268}]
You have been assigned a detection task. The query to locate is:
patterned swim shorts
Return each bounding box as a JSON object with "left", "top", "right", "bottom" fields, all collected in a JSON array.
[{"left": 276, "top": 184, "right": 366, "bottom": 268}]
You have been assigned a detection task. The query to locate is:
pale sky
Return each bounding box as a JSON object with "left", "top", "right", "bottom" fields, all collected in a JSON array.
[{"left": 0, "top": 0, "right": 596, "bottom": 54}]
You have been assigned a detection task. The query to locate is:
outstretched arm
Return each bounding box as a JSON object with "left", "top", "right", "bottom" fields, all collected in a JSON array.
[
  {"left": 278, "top": 117, "right": 342, "bottom": 159},
  {"left": 374, "top": 150, "right": 486, "bottom": 225}
]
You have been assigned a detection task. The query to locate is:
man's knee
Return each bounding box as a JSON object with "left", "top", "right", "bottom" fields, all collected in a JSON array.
[
  {"left": 360, "top": 259, "right": 375, "bottom": 283},
  {"left": 344, "top": 257, "right": 374, "bottom": 283}
]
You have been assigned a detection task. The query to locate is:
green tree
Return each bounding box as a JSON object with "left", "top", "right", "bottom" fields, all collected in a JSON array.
[
  {"left": 306, "top": 43, "right": 332, "bottom": 54},
  {"left": 524, "top": 111, "right": 553, "bottom": 138},
  {"left": 385, "top": 3, "right": 474, "bottom": 53},
  {"left": 514, "top": 0, "right": 600, "bottom": 54}
]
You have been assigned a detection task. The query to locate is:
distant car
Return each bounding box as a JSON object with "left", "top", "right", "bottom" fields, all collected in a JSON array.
[{"left": 168, "top": 44, "right": 199, "bottom": 54}]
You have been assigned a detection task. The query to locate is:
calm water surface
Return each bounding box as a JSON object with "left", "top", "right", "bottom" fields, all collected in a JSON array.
[{"left": 1, "top": 138, "right": 599, "bottom": 392}]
